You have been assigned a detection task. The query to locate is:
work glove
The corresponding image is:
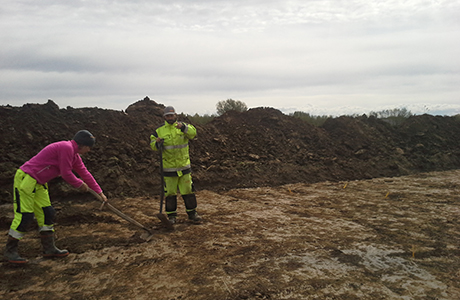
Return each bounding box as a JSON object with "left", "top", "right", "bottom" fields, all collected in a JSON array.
[
  {"left": 78, "top": 182, "right": 89, "bottom": 192},
  {"left": 99, "top": 192, "right": 108, "bottom": 202}
]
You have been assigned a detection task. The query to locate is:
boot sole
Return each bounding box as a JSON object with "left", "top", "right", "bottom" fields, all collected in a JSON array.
[
  {"left": 5, "top": 259, "right": 29, "bottom": 264},
  {"left": 43, "top": 252, "right": 69, "bottom": 258}
]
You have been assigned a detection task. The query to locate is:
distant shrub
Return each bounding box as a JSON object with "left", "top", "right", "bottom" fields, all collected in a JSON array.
[
  {"left": 187, "top": 113, "right": 216, "bottom": 125},
  {"left": 369, "top": 108, "right": 413, "bottom": 126},
  {"left": 289, "top": 111, "right": 331, "bottom": 126},
  {"left": 216, "top": 99, "right": 248, "bottom": 115}
]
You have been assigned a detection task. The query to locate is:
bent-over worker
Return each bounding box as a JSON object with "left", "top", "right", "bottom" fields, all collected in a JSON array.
[{"left": 3, "top": 130, "right": 107, "bottom": 264}]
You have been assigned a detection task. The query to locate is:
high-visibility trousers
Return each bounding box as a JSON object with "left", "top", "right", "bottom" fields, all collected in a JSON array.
[
  {"left": 9, "top": 169, "right": 55, "bottom": 239},
  {"left": 163, "top": 172, "right": 194, "bottom": 197}
]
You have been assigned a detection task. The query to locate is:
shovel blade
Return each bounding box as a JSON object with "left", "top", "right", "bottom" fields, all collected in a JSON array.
[
  {"left": 140, "top": 231, "right": 154, "bottom": 242},
  {"left": 157, "top": 213, "right": 174, "bottom": 230}
]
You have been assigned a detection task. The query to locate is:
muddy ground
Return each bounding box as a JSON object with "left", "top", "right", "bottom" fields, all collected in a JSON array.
[
  {"left": 0, "top": 98, "right": 460, "bottom": 299},
  {"left": 1, "top": 169, "right": 459, "bottom": 300}
]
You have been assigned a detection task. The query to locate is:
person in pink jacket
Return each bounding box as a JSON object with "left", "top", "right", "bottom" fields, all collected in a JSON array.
[{"left": 3, "top": 130, "right": 108, "bottom": 264}]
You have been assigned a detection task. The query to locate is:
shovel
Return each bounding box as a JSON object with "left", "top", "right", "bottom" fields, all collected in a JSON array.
[
  {"left": 157, "top": 140, "right": 174, "bottom": 230},
  {"left": 89, "top": 189, "right": 154, "bottom": 241}
]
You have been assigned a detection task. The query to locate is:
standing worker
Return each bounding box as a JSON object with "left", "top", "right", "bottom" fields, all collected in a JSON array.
[
  {"left": 3, "top": 130, "right": 108, "bottom": 264},
  {"left": 150, "top": 106, "right": 202, "bottom": 225}
]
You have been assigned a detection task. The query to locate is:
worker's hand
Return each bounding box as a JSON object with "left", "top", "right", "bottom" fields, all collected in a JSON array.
[
  {"left": 78, "top": 182, "right": 89, "bottom": 192},
  {"left": 176, "top": 122, "right": 183, "bottom": 129},
  {"left": 156, "top": 137, "right": 164, "bottom": 143},
  {"left": 99, "top": 192, "right": 108, "bottom": 202}
]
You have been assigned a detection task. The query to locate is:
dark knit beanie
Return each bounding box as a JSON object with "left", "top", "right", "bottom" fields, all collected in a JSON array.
[{"left": 73, "top": 130, "right": 95, "bottom": 147}]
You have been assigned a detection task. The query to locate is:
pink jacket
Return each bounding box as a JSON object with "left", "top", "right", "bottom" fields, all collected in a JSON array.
[{"left": 20, "top": 140, "right": 102, "bottom": 194}]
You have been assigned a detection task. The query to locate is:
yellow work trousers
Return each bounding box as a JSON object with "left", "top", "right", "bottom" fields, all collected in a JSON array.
[{"left": 9, "top": 169, "right": 55, "bottom": 239}]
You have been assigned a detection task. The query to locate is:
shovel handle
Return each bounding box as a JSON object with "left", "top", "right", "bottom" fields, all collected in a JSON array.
[
  {"left": 89, "top": 189, "right": 105, "bottom": 202},
  {"left": 88, "top": 189, "right": 152, "bottom": 234},
  {"left": 157, "top": 140, "right": 165, "bottom": 214}
]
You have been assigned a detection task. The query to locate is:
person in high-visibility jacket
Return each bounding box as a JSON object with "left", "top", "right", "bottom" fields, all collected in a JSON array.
[
  {"left": 3, "top": 130, "right": 108, "bottom": 264},
  {"left": 150, "top": 106, "right": 202, "bottom": 224}
]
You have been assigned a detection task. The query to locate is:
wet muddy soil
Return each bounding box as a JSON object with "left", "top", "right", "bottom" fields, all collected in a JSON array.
[{"left": 1, "top": 169, "right": 459, "bottom": 300}]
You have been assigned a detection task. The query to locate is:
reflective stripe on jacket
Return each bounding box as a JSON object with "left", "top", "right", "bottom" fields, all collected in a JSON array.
[{"left": 150, "top": 121, "right": 196, "bottom": 173}]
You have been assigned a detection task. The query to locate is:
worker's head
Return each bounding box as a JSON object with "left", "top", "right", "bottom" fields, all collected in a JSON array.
[
  {"left": 163, "top": 106, "right": 177, "bottom": 124},
  {"left": 73, "top": 130, "right": 95, "bottom": 154}
]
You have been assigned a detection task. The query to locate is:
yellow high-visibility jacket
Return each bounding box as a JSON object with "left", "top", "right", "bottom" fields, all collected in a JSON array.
[{"left": 150, "top": 121, "right": 196, "bottom": 175}]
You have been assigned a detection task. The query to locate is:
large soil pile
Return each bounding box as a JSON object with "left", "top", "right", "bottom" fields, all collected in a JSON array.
[{"left": 1, "top": 97, "right": 460, "bottom": 203}]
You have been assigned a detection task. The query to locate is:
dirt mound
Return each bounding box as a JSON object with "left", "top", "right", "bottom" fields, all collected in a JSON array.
[
  {"left": 1, "top": 98, "right": 460, "bottom": 299},
  {"left": 1, "top": 98, "right": 460, "bottom": 203}
]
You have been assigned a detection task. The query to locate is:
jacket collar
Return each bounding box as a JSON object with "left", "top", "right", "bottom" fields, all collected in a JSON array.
[
  {"left": 164, "top": 121, "right": 177, "bottom": 127},
  {"left": 70, "top": 140, "right": 80, "bottom": 154}
]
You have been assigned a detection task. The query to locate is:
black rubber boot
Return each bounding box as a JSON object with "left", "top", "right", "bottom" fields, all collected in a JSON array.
[
  {"left": 187, "top": 210, "right": 202, "bottom": 222},
  {"left": 168, "top": 215, "right": 176, "bottom": 225},
  {"left": 40, "top": 231, "right": 69, "bottom": 258},
  {"left": 4, "top": 236, "right": 28, "bottom": 264},
  {"left": 166, "top": 195, "right": 178, "bottom": 224},
  {"left": 182, "top": 194, "right": 197, "bottom": 211},
  {"left": 165, "top": 195, "right": 178, "bottom": 213},
  {"left": 183, "top": 194, "right": 202, "bottom": 222}
]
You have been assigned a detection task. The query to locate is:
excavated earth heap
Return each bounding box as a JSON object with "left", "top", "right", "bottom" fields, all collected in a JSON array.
[{"left": 1, "top": 97, "right": 459, "bottom": 203}]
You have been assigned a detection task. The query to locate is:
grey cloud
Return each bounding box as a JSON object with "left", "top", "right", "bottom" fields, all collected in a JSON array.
[{"left": 0, "top": 0, "right": 459, "bottom": 116}]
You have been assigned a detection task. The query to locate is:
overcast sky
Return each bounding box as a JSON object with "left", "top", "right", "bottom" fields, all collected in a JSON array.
[{"left": 1, "top": 0, "right": 459, "bottom": 116}]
